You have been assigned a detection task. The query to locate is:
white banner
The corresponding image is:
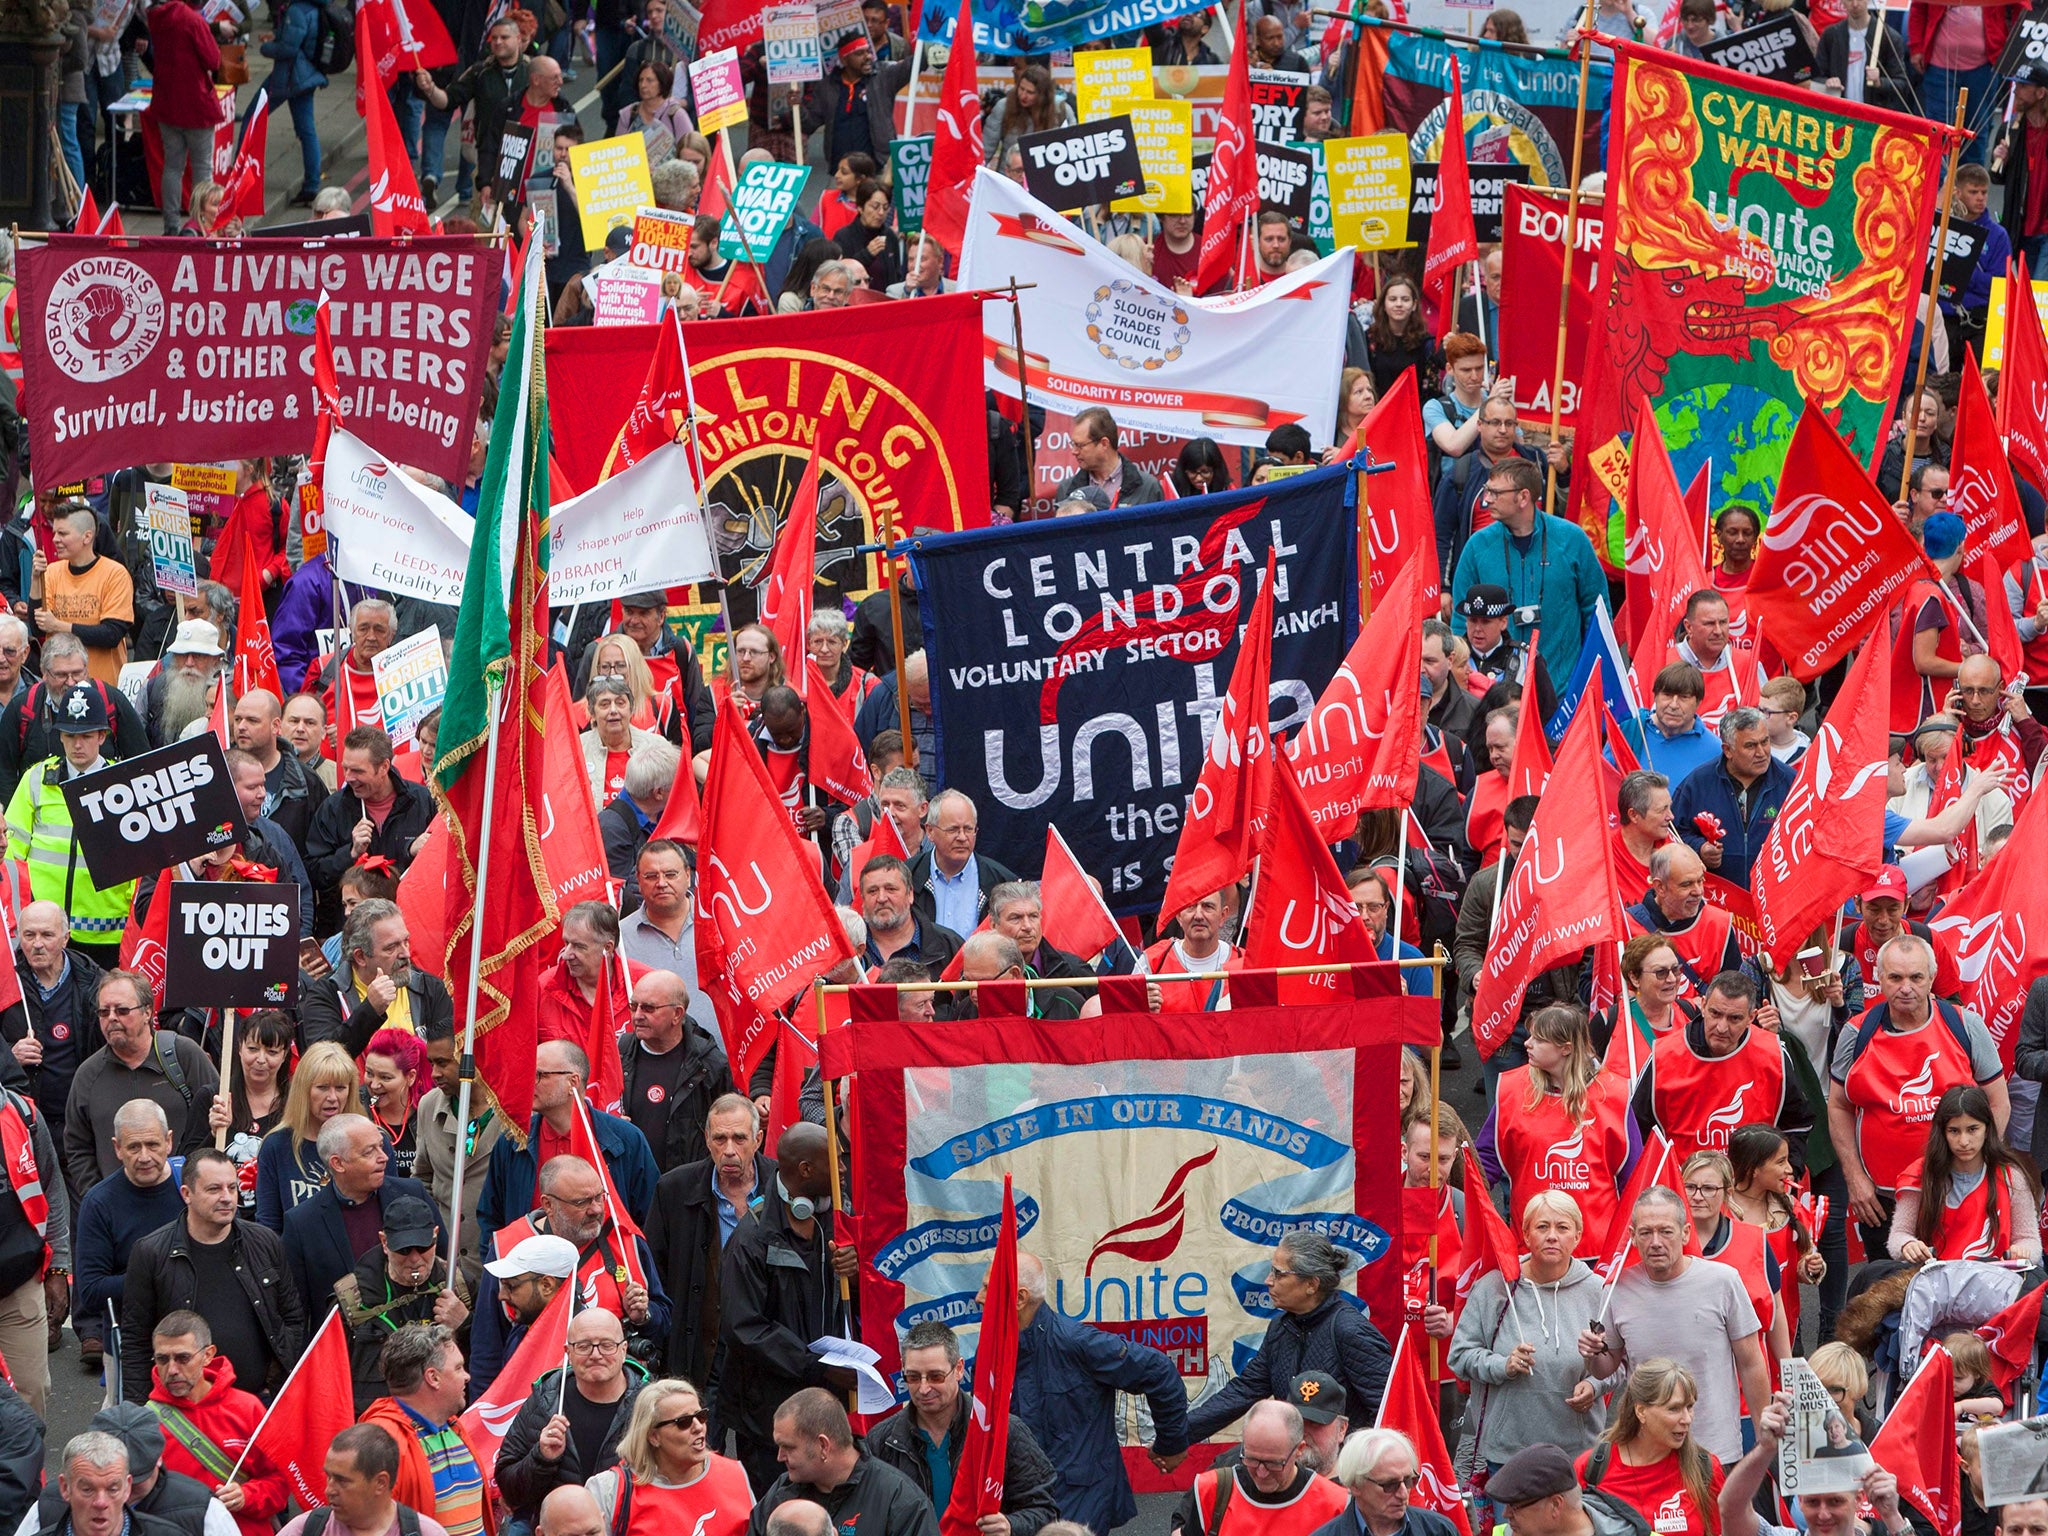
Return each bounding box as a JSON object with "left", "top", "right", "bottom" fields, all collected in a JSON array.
[
  {"left": 323, "top": 432, "right": 715, "bottom": 609},
  {"left": 956, "top": 167, "right": 1353, "bottom": 448}
]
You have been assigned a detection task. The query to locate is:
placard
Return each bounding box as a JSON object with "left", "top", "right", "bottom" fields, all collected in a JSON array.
[
  {"left": 1980, "top": 1417, "right": 2048, "bottom": 1506},
  {"left": 528, "top": 185, "right": 562, "bottom": 256},
  {"left": 1468, "top": 163, "right": 1533, "bottom": 244},
  {"left": 1776, "top": 1358, "right": 1873, "bottom": 1499},
  {"left": 1927, "top": 217, "right": 1989, "bottom": 304},
  {"left": 567, "top": 137, "right": 657, "bottom": 249},
  {"left": 1995, "top": 1, "right": 2048, "bottom": 86},
  {"left": 690, "top": 47, "right": 748, "bottom": 134},
  {"left": 372, "top": 628, "right": 449, "bottom": 748},
  {"left": 765, "top": 1, "right": 823, "bottom": 82},
  {"left": 1987, "top": 275, "right": 2048, "bottom": 369},
  {"left": 892, "top": 136, "right": 934, "bottom": 232},
  {"left": 1700, "top": 17, "right": 1815, "bottom": 82},
  {"left": 718, "top": 162, "right": 812, "bottom": 260},
  {"left": 61, "top": 735, "right": 250, "bottom": 889},
  {"left": 1074, "top": 47, "right": 1153, "bottom": 120},
  {"left": 1017, "top": 118, "right": 1145, "bottom": 211},
  {"left": 629, "top": 206, "right": 696, "bottom": 274},
  {"left": 162, "top": 883, "right": 301, "bottom": 1009},
  {"left": 817, "top": 0, "right": 863, "bottom": 54},
  {"left": 1111, "top": 100, "right": 1193, "bottom": 215},
  {"left": 245, "top": 213, "right": 373, "bottom": 239},
  {"left": 1324, "top": 133, "right": 1411, "bottom": 250},
  {"left": 1248, "top": 69, "right": 1311, "bottom": 145},
  {"left": 296, "top": 472, "right": 325, "bottom": 562},
  {"left": 588, "top": 264, "right": 667, "bottom": 324},
  {"left": 494, "top": 123, "right": 537, "bottom": 196},
  {"left": 1257, "top": 141, "right": 1316, "bottom": 226},
  {"left": 141, "top": 485, "right": 199, "bottom": 596}
]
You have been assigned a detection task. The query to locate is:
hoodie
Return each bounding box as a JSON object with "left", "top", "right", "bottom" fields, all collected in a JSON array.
[
  {"left": 1445, "top": 1256, "right": 1624, "bottom": 1462},
  {"left": 147, "top": 1355, "right": 292, "bottom": 1536}
]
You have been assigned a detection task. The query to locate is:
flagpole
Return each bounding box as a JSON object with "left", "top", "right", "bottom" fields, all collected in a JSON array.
[
  {"left": 1902, "top": 94, "right": 1968, "bottom": 492},
  {"left": 225, "top": 1309, "right": 342, "bottom": 1481},
  {"left": 557, "top": 1278, "right": 578, "bottom": 1415},
  {"left": 1543, "top": 0, "right": 1597, "bottom": 520},
  {"left": 1425, "top": 948, "right": 1441, "bottom": 1378},
  {"left": 815, "top": 978, "right": 858, "bottom": 1414},
  {"left": 443, "top": 672, "right": 504, "bottom": 1289},
  {"left": 215, "top": 1009, "right": 235, "bottom": 1151}
]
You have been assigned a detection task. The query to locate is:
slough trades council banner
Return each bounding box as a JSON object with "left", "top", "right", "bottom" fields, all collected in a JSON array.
[
  {"left": 824, "top": 996, "right": 1405, "bottom": 1411},
  {"left": 19, "top": 235, "right": 495, "bottom": 489},
  {"left": 912, "top": 466, "right": 1357, "bottom": 916},
  {"left": 1574, "top": 42, "right": 1954, "bottom": 529}
]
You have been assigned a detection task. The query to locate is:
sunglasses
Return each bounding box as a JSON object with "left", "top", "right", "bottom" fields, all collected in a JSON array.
[{"left": 656, "top": 1411, "right": 708, "bottom": 1431}]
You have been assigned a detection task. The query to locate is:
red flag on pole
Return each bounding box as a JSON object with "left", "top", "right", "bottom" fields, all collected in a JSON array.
[
  {"left": 1624, "top": 398, "right": 1711, "bottom": 652},
  {"left": 2001, "top": 260, "right": 2048, "bottom": 494},
  {"left": 843, "top": 800, "right": 908, "bottom": 897},
  {"left": 567, "top": 1092, "right": 644, "bottom": 1284},
  {"left": 606, "top": 309, "right": 691, "bottom": 477},
  {"left": 920, "top": 0, "right": 982, "bottom": 265},
  {"left": 1471, "top": 675, "right": 1625, "bottom": 1059},
  {"left": 1157, "top": 551, "right": 1278, "bottom": 923},
  {"left": 648, "top": 750, "right": 704, "bottom": 847},
  {"left": 1977, "top": 548, "right": 2025, "bottom": 683},
  {"left": 459, "top": 1281, "right": 575, "bottom": 1491},
  {"left": 355, "top": 0, "right": 456, "bottom": 97},
  {"left": 1039, "top": 823, "right": 1120, "bottom": 962},
  {"left": 1239, "top": 757, "right": 1376, "bottom": 1000},
  {"left": 0, "top": 887, "right": 23, "bottom": 1017},
  {"left": 1595, "top": 1130, "right": 1694, "bottom": 1274},
  {"left": 1506, "top": 652, "right": 1552, "bottom": 800},
  {"left": 698, "top": 137, "right": 735, "bottom": 221},
  {"left": 1194, "top": 3, "right": 1256, "bottom": 295},
  {"left": 75, "top": 186, "right": 99, "bottom": 234},
  {"left": 1421, "top": 60, "right": 1477, "bottom": 340},
  {"left": 230, "top": 529, "right": 284, "bottom": 702},
  {"left": 1457, "top": 1145, "right": 1522, "bottom": 1297},
  {"left": 1750, "top": 634, "right": 1890, "bottom": 958},
  {"left": 358, "top": 15, "right": 432, "bottom": 235},
  {"left": 1374, "top": 1326, "right": 1474, "bottom": 1536},
  {"left": 1975, "top": 1281, "right": 2048, "bottom": 1395},
  {"left": 1871, "top": 1344, "right": 1961, "bottom": 1536},
  {"left": 236, "top": 1309, "right": 355, "bottom": 1507},
  {"left": 941, "top": 1176, "right": 1019, "bottom": 1536},
  {"left": 538, "top": 662, "right": 614, "bottom": 916},
  {"left": 211, "top": 93, "right": 269, "bottom": 230},
  {"left": 1289, "top": 554, "right": 1426, "bottom": 838},
  {"left": 120, "top": 874, "right": 174, "bottom": 998},
  {"left": 801, "top": 657, "right": 873, "bottom": 807},
  {"left": 1358, "top": 371, "right": 1442, "bottom": 610},
  {"left": 766, "top": 1016, "right": 816, "bottom": 1148},
  {"left": 1951, "top": 348, "right": 2031, "bottom": 572},
  {"left": 758, "top": 450, "right": 823, "bottom": 662},
  {"left": 1929, "top": 773, "right": 2048, "bottom": 1072}
]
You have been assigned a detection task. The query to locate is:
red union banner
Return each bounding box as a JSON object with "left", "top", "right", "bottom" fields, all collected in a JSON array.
[
  {"left": 1498, "top": 185, "right": 1605, "bottom": 430},
  {"left": 18, "top": 235, "right": 495, "bottom": 489}
]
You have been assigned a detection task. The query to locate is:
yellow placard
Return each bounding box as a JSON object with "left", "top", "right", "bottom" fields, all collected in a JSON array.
[
  {"left": 1110, "top": 99, "right": 1193, "bottom": 216},
  {"left": 1985, "top": 275, "right": 2048, "bottom": 371},
  {"left": 567, "top": 137, "right": 657, "bottom": 250},
  {"left": 1324, "top": 133, "right": 1411, "bottom": 252},
  {"left": 170, "top": 462, "right": 235, "bottom": 497},
  {"left": 1075, "top": 47, "right": 1154, "bottom": 122}
]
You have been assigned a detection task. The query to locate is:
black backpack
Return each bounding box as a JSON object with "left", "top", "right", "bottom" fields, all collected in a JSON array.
[{"left": 309, "top": 0, "right": 355, "bottom": 75}]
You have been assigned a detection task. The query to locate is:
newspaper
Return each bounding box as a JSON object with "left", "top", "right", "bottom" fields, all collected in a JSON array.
[
  {"left": 1777, "top": 1358, "right": 1873, "bottom": 1498},
  {"left": 1982, "top": 1419, "right": 2048, "bottom": 1507}
]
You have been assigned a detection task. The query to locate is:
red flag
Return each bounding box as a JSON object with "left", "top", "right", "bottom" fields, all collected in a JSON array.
[
  {"left": 605, "top": 308, "right": 690, "bottom": 477},
  {"left": 1422, "top": 60, "right": 1477, "bottom": 340},
  {"left": 648, "top": 746, "right": 703, "bottom": 847},
  {"left": 1750, "top": 634, "right": 1890, "bottom": 957},
  {"left": 1290, "top": 554, "right": 1425, "bottom": 837},
  {"left": 1039, "top": 823, "right": 1119, "bottom": 962},
  {"left": 801, "top": 657, "right": 872, "bottom": 807},
  {"left": 1506, "top": 652, "right": 1552, "bottom": 800},
  {"left": 120, "top": 874, "right": 174, "bottom": 998},
  {"left": 242, "top": 1309, "right": 355, "bottom": 1507},
  {"left": 2001, "top": 260, "right": 2048, "bottom": 493},
  {"left": 1195, "top": 3, "right": 1256, "bottom": 294},
  {"left": 539, "top": 662, "right": 613, "bottom": 915},
  {"left": 1979, "top": 549, "right": 2026, "bottom": 682},
  {"left": 698, "top": 138, "right": 734, "bottom": 221},
  {"left": 459, "top": 1280, "right": 574, "bottom": 1490},
  {"left": 396, "top": 819, "right": 449, "bottom": 974},
  {"left": 359, "top": 15, "right": 432, "bottom": 236},
  {"left": 1157, "top": 551, "right": 1278, "bottom": 922},
  {"left": 766, "top": 1016, "right": 816, "bottom": 1149},
  {"left": 1872, "top": 1344, "right": 1960, "bottom": 1536},
  {"left": 211, "top": 94, "right": 269, "bottom": 229},
  {"left": 941, "top": 1176, "right": 1019, "bottom": 1536},
  {"left": 1975, "top": 1281, "right": 2048, "bottom": 1394},
  {"left": 1596, "top": 1130, "right": 1685, "bottom": 1268},
  {"left": 692, "top": 0, "right": 761, "bottom": 56},
  {"left": 0, "top": 885, "right": 22, "bottom": 1018},
  {"left": 355, "top": 0, "right": 455, "bottom": 99},
  {"left": 75, "top": 186, "right": 99, "bottom": 235},
  {"left": 1457, "top": 1145, "right": 1521, "bottom": 1297},
  {"left": 1359, "top": 371, "right": 1442, "bottom": 610},
  {"left": 844, "top": 801, "right": 909, "bottom": 897},
  {"left": 1929, "top": 769, "right": 2048, "bottom": 1071},
  {"left": 1374, "top": 1326, "right": 1474, "bottom": 1536},
  {"left": 1239, "top": 758, "right": 1376, "bottom": 1002},
  {"left": 309, "top": 289, "right": 344, "bottom": 483},
  {"left": 567, "top": 1092, "right": 644, "bottom": 1283},
  {"left": 230, "top": 529, "right": 283, "bottom": 702},
  {"left": 1749, "top": 400, "right": 1938, "bottom": 680},
  {"left": 1952, "top": 348, "right": 2031, "bottom": 572},
  {"left": 920, "top": 0, "right": 982, "bottom": 265},
  {"left": 208, "top": 677, "right": 230, "bottom": 747},
  {"left": 1472, "top": 675, "right": 1625, "bottom": 1059},
  {"left": 695, "top": 704, "right": 858, "bottom": 1086},
  {"left": 758, "top": 450, "right": 823, "bottom": 662},
  {"left": 1624, "top": 398, "right": 1712, "bottom": 652}
]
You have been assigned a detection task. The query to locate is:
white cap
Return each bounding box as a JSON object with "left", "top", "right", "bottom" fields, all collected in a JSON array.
[
  {"left": 483, "top": 1233, "right": 579, "bottom": 1280},
  {"left": 167, "top": 619, "right": 224, "bottom": 657}
]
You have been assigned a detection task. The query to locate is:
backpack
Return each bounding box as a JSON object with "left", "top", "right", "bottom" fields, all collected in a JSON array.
[
  {"left": 1578, "top": 1444, "right": 1657, "bottom": 1536},
  {"left": 306, "top": 1507, "right": 421, "bottom": 1536},
  {"left": 309, "top": 0, "right": 355, "bottom": 76},
  {"left": 18, "top": 679, "right": 117, "bottom": 750}
]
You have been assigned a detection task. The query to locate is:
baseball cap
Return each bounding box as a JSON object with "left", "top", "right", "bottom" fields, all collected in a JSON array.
[
  {"left": 1486, "top": 1444, "right": 1578, "bottom": 1504},
  {"left": 55, "top": 683, "right": 108, "bottom": 734},
  {"left": 1456, "top": 583, "right": 1512, "bottom": 620},
  {"left": 90, "top": 1403, "right": 165, "bottom": 1475},
  {"left": 1288, "top": 1372, "right": 1346, "bottom": 1424},
  {"left": 381, "top": 1196, "right": 440, "bottom": 1251},
  {"left": 1056, "top": 485, "right": 1113, "bottom": 515},
  {"left": 484, "top": 1233, "right": 579, "bottom": 1280},
  {"left": 1861, "top": 865, "right": 1909, "bottom": 905}
]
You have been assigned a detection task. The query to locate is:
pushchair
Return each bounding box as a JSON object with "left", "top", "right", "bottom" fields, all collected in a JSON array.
[{"left": 1843, "top": 1259, "right": 2046, "bottom": 1418}]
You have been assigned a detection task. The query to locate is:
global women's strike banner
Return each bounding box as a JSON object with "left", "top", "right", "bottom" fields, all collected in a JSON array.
[
  {"left": 1573, "top": 43, "right": 1955, "bottom": 534},
  {"left": 19, "top": 235, "right": 495, "bottom": 489},
  {"left": 545, "top": 297, "right": 991, "bottom": 622},
  {"left": 913, "top": 467, "right": 1357, "bottom": 915},
  {"left": 825, "top": 995, "right": 1405, "bottom": 1405},
  {"left": 958, "top": 169, "right": 1352, "bottom": 448}
]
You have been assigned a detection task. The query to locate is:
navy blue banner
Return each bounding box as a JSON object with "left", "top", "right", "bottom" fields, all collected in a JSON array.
[{"left": 912, "top": 467, "right": 1359, "bottom": 917}]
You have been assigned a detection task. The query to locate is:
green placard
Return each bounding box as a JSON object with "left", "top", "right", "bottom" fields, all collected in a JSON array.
[{"left": 892, "top": 135, "right": 933, "bottom": 235}]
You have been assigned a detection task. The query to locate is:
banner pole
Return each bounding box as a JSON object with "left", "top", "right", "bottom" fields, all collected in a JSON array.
[
  {"left": 215, "top": 1009, "right": 235, "bottom": 1151},
  {"left": 329, "top": 534, "right": 347, "bottom": 763},
  {"left": 814, "top": 980, "right": 857, "bottom": 1414},
  {"left": 1426, "top": 948, "right": 1442, "bottom": 1378},
  {"left": 1902, "top": 94, "right": 1968, "bottom": 494},
  {"left": 883, "top": 508, "right": 916, "bottom": 764},
  {"left": 1543, "top": 0, "right": 1598, "bottom": 521}
]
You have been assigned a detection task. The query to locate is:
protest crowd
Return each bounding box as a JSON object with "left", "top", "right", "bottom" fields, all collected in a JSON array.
[{"left": 17, "top": 1, "right": 2048, "bottom": 1536}]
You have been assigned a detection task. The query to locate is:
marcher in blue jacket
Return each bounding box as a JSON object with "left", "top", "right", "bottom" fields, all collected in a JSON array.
[
  {"left": 1670, "top": 706, "right": 1797, "bottom": 891},
  {"left": 258, "top": 0, "right": 328, "bottom": 202},
  {"left": 1007, "top": 1253, "right": 1189, "bottom": 1534},
  {"left": 1447, "top": 457, "right": 1605, "bottom": 685}
]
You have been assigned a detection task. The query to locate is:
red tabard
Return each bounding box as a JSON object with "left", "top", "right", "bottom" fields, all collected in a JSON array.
[
  {"left": 1188, "top": 1468, "right": 1350, "bottom": 1536},
  {"left": 320, "top": 658, "right": 385, "bottom": 737},
  {"left": 1576, "top": 1449, "right": 1724, "bottom": 1536},
  {"left": 1466, "top": 771, "right": 1510, "bottom": 864},
  {"left": 1841, "top": 1012, "right": 1978, "bottom": 1194},
  {"left": 1896, "top": 1156, "right": 2018, "bottom": 1259},
  {"left": 618, "top": 1458, "right": 754, "bottom": 1536},
  {"left": 1704, "top": 1216, "right": 1775, "bottom": 1331},
  {"left": 1846, "top": 921, "right": 1960, "bottom": 1001},
  {"left": 1890, "top": 579, "right": 1961, "bottom": 735},
  {"left": 1142, "top": 939, "right": 1234, "bottom": 1013},
  {"left": 602, "top": 748, "right": 630, "bottom": 802},
  {"left": 1624, "top": 905, "right": 1734, "bottom": 996},
  {"left": 759, "top": 741, "right": 808, "bottom": 832},
  {"left": 1966, "top": 719, "right": 2036, "bottom": 810},
  {"left": 1612, "top": 831, "right": 1655, "bottom": 905},
  {"left": 1672, "top": 648, "right": 1755, "bottom": 732},
  {"left": 1494, "top": 1068, "right": 1631, "bottom": 1241},
  {"left": 1420, "top": 731, "right": 1457, "bottom": 789},
  {"left": 1646, "top": 1027, "right": 1785, "bottom": 1166},
  {"left": 491, "top": 1213, "right": 631, "bottom": 1318}
]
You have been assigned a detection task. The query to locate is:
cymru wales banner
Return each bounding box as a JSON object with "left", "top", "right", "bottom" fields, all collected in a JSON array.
[
  {"left": 1576, "top": 43, "right": 1955, "bottom": 532},
  {"left": 912, "top": 466, "right": 1357, "bottom": 915},
  {"left": 958, "top": 169, "right": 1354, "bottom": 448},
  {"left": 825, "top": 995, "right": 1406, "bottom": 1410}
]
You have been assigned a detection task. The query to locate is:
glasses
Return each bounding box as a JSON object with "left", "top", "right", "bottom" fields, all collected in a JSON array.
[
  {"left": 547, "top": 1191, "right": 607, "bottom": 1211},
  {"left": 1683, "top": 1183, "right": 1728, "bottom": 1199},
  {"left": 629, "top": 1001, "right": 679, "bottom": 1014},
  {"left": 392, "top": 1244, "right": 435, "bottom": 1258},
  {"left": 98, "top": 1003, "right": 147, "bottom": 1019},
  {"left": 1268, "top": 1266, "right": 1300, "bottom": 1280},
  {"left": 655, "top": 1411, "right": 707, "bottom": 1431},
  {"left": 1366, "top": 1474, "right": 1422, "bottom": 1493},
  {"left": 568, "top": 1339, "right": 625, "bottom": 1357},
  {"left": 537, "top": 1069, "right": 581, "bottom": 1080},
  {"left": 1242, "top": 1453, "right": 1300, "bottom": 1473},
  {"left": 1641, "top": 964, "right": 1684, "bottom": 981},
  {"left": 902, "top": 1370, "right": 954, "bottom": 1385}
]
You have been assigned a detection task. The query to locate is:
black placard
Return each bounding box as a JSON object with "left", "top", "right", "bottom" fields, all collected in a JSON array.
[
  {"left": 61, "top": 736, "right": 250, "bottom": 888},
  {"left": 1017, "top": 116, "right": 1146, "bottom": 212},
  {"left": 1926, "top": 217, "right": 1989, "bottom": 302},
  {"left": 1257, "top": 141, "right": 1316, "bottom": 226},
  {"left": 1249, "top": 69, "right": 1311, "bottom": 146},
  {"left": 495, "top": 123, "right": 537, "bottom": 197},
  {"left": 1997, "top": 2, "right": 2048, "bottom": 85},
  {"left": 1409, "top": 162, "right": 1439, "bottom": 251},
  {"left": 247, "top": 213, "right": 373, "bottom": 239},
  {"left": 1700, "top": 17, "right": 1815, "bottom": 81},
  {"left": 163, "top": 883, "right": 301, "bottom": 1009},
  {"left": 1470, "top": 163, "right": 1534, "bottom": 243}
]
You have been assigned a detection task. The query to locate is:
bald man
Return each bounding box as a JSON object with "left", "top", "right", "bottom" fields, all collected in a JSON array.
[
  {"left": 1623, "top": 843, "right": 1739, "bottom": 994},
  {"left": 952, "top": 933, "right": 1080, "bottom": 1020},
  {"left": 765, "top": 1502, "right": 834, "bottom": 1536},
  {"left": 229, "top": 688, "right": 315, "bottom": 850},
  {"left": 1948, "top": 654, "right": 2047, "bottom": 812},
  {"left": 537, "top": 1485, "right": 606, "bottom": 1536},
  {"left": 620, "top": 969, "right": 729, "bottom": 1176}
]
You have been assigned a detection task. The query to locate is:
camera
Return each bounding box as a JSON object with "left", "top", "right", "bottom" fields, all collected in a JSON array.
[{"left": 1514, "top": 604, "right": 1540, "bottom": 626}]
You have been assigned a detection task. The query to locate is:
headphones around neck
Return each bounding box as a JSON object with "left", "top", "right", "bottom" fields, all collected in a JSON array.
[{"left": 778, "top": 1176, "right": 832, "bottom": 1221}]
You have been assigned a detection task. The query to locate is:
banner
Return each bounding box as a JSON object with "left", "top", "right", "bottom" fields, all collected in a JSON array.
[
  {"left": 1018, "top": 118, "right": 1145, "bottom": 211},
  {"left": 162, "top": 882, "right": 300, "bottom": 1008},
  {"left": 1498, "top": 185, "right": 1604, "bottom": 428},
  {"left": 1111, "top": 101, "right": 1194, "bottom": 216},
  {"left": 892, "top": 136, "right": 934, "bottom": 232},
  {"left": 1325, "top": 134, "right": 1412, "bottom": 251},
  {"left": 141, "top": 485, "right": 199, "bottom": 596},
  {"left": 19, "top": 235, "right": 495, "bottom": 489},
  {"left": 829, "top": 997, "right": 1406, "bottom": 1394},
  {"left": 912, "top": 0, "right": 1218, "bottom": 58},
  {"left": 544, "top": 298, "right": 992, "bottom": 617},
  {"left": 1075, "top": 47, "right": 1153, "bottom": 120},
  {"left": 1577, "top": 43, "right": 1953, "bottom": 528},
  {"left": 718, "top": 162, "right": 812, "bottom": 260},
  {"left": 1379, "top": 29, "right": 1612, "bottom": 190},
  {"left": 565, "top": 137, "right": 655, "bottom": 249},
  {"left": 959, "top": 170, "right": 1353, "bottom": 447},
  {"left": 372, "top": 628, "right": 448, "bottom": 748},
  {"left": 322, "top": 427, "right": 475, "bottom": 603},
  {"left": 63, "top": 737, "right": 249, "bottom": 888},
  {"left": 912, "top": 467, "right": 1357, "bottom": 914},
  {"left": 1699, "top": 17, "right": 1816, "bottom": 82}
]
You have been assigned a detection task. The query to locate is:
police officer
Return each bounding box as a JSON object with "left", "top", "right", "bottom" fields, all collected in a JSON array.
[
  {"left": 3, "top": 687, "right": 133, "bottom": 970},
  {"left": 1456, "top": 584, "right": 1528, "bottom": 689}
]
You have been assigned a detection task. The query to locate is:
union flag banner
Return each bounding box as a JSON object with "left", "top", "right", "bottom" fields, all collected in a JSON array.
[{"left": 1572, "top": 42, "right": 1957, "bottom": 552}]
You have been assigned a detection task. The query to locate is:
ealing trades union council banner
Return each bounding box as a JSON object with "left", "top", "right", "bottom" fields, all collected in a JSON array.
[
  {"left": 912, "top": 466, "right": 1357, "bottom": 916},
  {"left": 825, "top": 997, "right": 1405, "bottom": 1421}
]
